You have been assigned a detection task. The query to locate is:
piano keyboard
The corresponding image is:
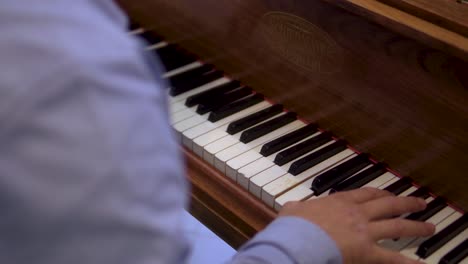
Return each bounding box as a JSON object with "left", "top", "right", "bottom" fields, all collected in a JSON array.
[{"left": 132, "top": 27, "right": 468, "bottom": 264}]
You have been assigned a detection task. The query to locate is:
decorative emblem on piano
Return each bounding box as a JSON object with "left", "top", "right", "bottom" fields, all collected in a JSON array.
[{"left": 260, "top": 11, "right": 344, "bottom": 75}]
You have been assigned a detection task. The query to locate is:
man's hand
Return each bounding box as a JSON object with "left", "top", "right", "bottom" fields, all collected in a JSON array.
[{"left": 279, "top": 187, "right": 435, "bottom": 264}]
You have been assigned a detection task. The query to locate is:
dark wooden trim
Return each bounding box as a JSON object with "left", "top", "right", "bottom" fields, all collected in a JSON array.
[{"left": 376, "top": 0, "right": 468, "bottom": 37}]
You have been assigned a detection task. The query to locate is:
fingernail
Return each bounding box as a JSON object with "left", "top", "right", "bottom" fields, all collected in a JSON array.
[
  {"left": 417, "top": 198, "right": 427, "bottom": 207},
  {"left": 426, "top": 222, "right": 436, "bottom": 234}
]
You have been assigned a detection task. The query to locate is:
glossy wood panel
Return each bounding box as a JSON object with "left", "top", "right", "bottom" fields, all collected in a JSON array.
[
  {"left": 376, "top": 0, "right": 468, "bottom": 36},
  {"left": 118, "top": 0, "right": 468, "bottom": 210}
]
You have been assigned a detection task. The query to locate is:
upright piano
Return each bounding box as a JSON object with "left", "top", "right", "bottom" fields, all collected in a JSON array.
[{"left": 118, "top": 0, "right": 468, "bottom": 262}]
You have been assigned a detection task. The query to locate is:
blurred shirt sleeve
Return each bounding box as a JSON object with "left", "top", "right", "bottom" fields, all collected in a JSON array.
[{"left": 0, "top": 1, "right": 341, "bottom": 264}]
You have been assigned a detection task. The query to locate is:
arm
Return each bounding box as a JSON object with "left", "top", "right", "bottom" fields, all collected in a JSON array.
[
  {"left": 0, "top": 2, "right": 433, "bottom": 264},
  {"left": 228, "top": 217, "right": 342, "bottom": 264},
  {"left": 0, "top": 2, "right": 339, "bottom": 264},
  {"left": 0, "top": 2, "right": 190, "bottom": 264}
]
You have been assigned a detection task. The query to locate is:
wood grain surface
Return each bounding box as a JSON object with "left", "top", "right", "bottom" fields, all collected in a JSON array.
[
  {"left": 117, "top": 0, "right": 468, "bottom": 243},
  {"left": 376, "top": 0, "right": 468, "bottom": 36}
]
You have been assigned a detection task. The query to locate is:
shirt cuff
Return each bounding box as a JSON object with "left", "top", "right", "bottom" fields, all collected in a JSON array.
[{"left": 234, "top": 216, "right": 343, "bottom": 264}]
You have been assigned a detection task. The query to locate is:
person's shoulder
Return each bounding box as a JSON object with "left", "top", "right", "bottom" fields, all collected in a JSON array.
[
  {"left": 0, "top": 1, "right": 135, "bottom": 69},
  {"left": 0, "top": 1, "right": 140, "bottom": 119}
]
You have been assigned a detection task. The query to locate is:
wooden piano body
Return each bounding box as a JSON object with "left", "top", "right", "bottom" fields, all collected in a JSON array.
[{"left": 117, "top": 0, "right": 468, "bottom": 248}]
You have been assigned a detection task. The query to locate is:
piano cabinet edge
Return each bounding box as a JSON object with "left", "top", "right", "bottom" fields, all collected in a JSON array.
[{"left": 183, "top": 147, "right": 276, "bottom": 249}]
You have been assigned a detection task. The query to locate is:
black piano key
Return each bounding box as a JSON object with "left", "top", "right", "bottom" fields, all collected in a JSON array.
[
  {"left": 168, "top": 64, "right": 214, "bottom": 87},
  {"left": 274, "top": 132, "right": 332, "bottom": 166},
  {"left": 185, "top": 81, "right": 241, "bottom": 107},
  {"left": 288, "top": 140, "right": 347, "bottom": 176},
  {"left": 408, "top": 187, "right": 431, "bottom": 199},
  {"left": 311, "top": 153, "right": 372, "bottom": 195},
  {"left": 416, "top": 214, "right": 468, "bottom": 259},
  {"left": 329, "top": 163, "right": 387, "bottom": 193},
  {"left": 170, "top": 69, "right": 224, "bottom": 96},
  {"left": 128, "top": 21, "right": 141, "bottom": 31},
  {"left": 227, "top": 104, "right": 283, "bottom": 135},
  {"left": 240, "top": 112, "right": 297, "bottom": 144},
  {"left": 139, "top": 30, "right": 163, "bottom": 44},
  {"left": 439, "top": 238, "right": 468, "bottom": 264},
  {"left": 406, "top": 197, "right": 446, "bottom": 222},
  {"left": 168, "top": 64, "right": 212, "bottom": 85},
  {"left": 208, "top": 93, "right": 264, "bottom": 122},
  {"left": 260, "top": 123, "right": 318, "bottom": 157},
  {"left": 384, "top": 176, "right": 413, "bottom": 195},
  {"left": 196, "top": 87, "right": 252, "bottom": 115},
  {"left": 154, "top": 44, "right": 197, "bottom": 72}
]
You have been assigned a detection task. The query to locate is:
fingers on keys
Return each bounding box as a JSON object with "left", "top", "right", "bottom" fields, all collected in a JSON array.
[
  {"left": 333, "top": 187, "right": 393, "bottom": 204},
  {"left": 369, "top": 219, "right": 435, "bottom": 240},
  {"left": 369, "top": 246, "right": 426, "bottom": 264},
  {"left": 318, "top": 188, "right": 435, "bottom": 241},
  {"left": 362, "top": 195, "right": 428, "bottom": 220}
]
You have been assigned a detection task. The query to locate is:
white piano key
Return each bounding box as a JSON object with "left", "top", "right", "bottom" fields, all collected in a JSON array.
[
  {"left": 202, "top": 113, "right": 288, "bottom": 166},
  {"left": 170, "top": 106, "right": 197, "bottom": 125},
  {"left": 163, "top": 62, "right": 203, "bottom": 79},
  {"left": 274, "top": 164, "right": 374, "bottom": 211},
  {"left": 169, "top": 77, "right": 230, "bottom": 104},
  {"left": 424, "top": 205, "right": 456, "bottom": 225},
  {"left": 194, "top": 128, "right": 230, "bottom": 156},
  {"left": 191, "top": 102, "right": 274, "bottom": 154},
  {"left": 183, "top": 102, "right": 271, "bottom": 150},
  {"left": 214, "top": 121, "right": 304, "bottom": 173},
  {"left": 249, "top": 140, "right": 336, "bottom": 198},
  {"left": 400, "top": 195, "right": 435, "bottom": 220},
  {"left": 398, "top": 186, "right": 418, "bottom": 197},
  {"left": 173, "top": 114, "right": 208, "bottom": 134},
  {"left": 379, "top": 205, "right": 454, "bottom": 252},
  {"left": 129, "top": 28, "right": 145, "bottom": 35},
  {"left": 274, "top": 180, "right": 314, "bottom": 211},
  {"left": 177, "top": 117, "right": 214, "bottom": 145},
  {"left": 310, "top": 163, "right": 375, "bottom": 198},
  {"left": 184, "top": 122, "right": 218, "bottom": 144},
  {"left": 308, "top": 170, "right": 398, "bottom": 199},
  {"left": 300, "top": 177, "right": 422, "bottom": 210},
  {"left": 360, "top": 172, "right": 396, "bottom": 189},
  {"left": 383, "top": 185, "right": 430, "bottom": 221},
  {"left": 184, "top": 122, "right": 223, "bottom": 151},
  {"left": 249, "top": 165, "right": 289, "bottom": 198},
  {"left": 226, "top": 150, "right": 263, "bottom": 180},
  {"left": 237, "top": 157, "right": 275, "bottom": 189},
  {"left": 399, "top": 211, "right": 463, "bottom": 260},
  {"left": 424, "top": 228, "right": 468, "bottom": 263},
  {"left": 262, "top": 149, "right": 356, "bottom": 207},
  {"left": 228, "top": 131, "right": 322, "bottom": 181},
  {"left": 169, "top": 101, "right": 188, "bottom": 114},
  {"left": 177, "top": 101, "right": 271, "bottom": 150},
  {"left": 173, "top": 113, "right": 209, "bottom": 133},
  {"left": 203, "top": 132, "right": 245, "bottom": 163},
  {"left": 146, "top": 41, "right": 168, "bottom": 50},
  {"left": 376, "top": 176, "right": 400, "bottom": 189},
  {"left": 237, "top": 131, "right": 323, "bottom": 186},
  {"left": 192, "top": 131, "right": 227, "bottom": 157},
  {"left": 203, "top": 135, "right": 239, "bottom": 165}
]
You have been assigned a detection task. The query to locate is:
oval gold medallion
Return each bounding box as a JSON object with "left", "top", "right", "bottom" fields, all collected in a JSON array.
[{"left": 260, "top": 12, "right": 343, "bottom": 75}]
